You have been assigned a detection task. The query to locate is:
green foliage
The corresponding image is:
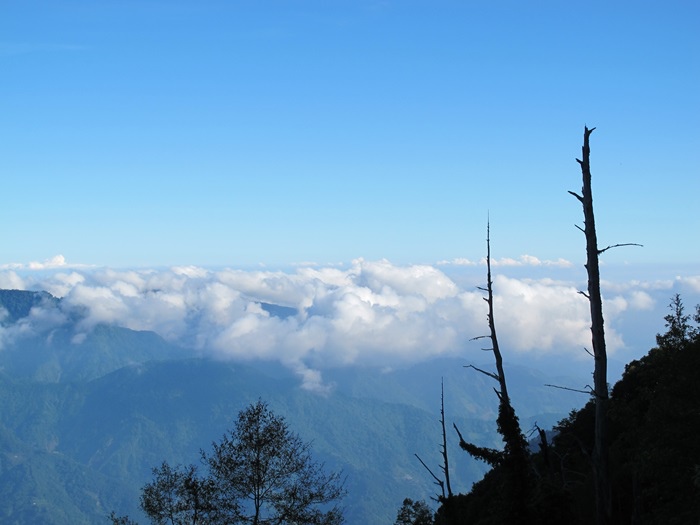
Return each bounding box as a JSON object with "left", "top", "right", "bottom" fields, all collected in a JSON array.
[
  {"left": 0, "top": 290, "right": 582, "bottom": 524},
  {"left": 109, "top": 511, "right": 139, "bottom": 525},
  {"left": 136, "top": 400, "right": 345, "bottom": 525},
  {"left": 140, "top": 463, "right": 215, "bottom": 525},
  {"left": 2, "top": 357, "right": 470, "bottom": 524},
  {"left": 607, "top": 342, "right": 700, "bottom": 522},
  {"left": 434, "top": 296, "right": 700, "bottom": 524},
  {"left": 395, "top": 498, "right": 433, "bottom": 525},
  {"left": 450, "top": 371, "right": 533, "bottom": 524},
  {"left": 655, "top": 293, "right": 699, "bottom": 350},
  {"left": 0, "top": 289, "right": 57, "bottom": 324}
]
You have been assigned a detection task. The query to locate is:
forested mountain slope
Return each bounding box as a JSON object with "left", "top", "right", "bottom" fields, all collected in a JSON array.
[
  {"left": 0, "top": 289, "right": 585, "bottom": 524},
  {"left": 433, "top": 298, "right": 700, "bottom": 524}
]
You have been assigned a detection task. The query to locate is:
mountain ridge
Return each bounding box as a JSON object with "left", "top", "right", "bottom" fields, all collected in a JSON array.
[{"left": 0, "top": 289, "right": 587, "bottom": 524}]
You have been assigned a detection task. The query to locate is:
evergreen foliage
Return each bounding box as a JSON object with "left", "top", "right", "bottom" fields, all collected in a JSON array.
[
  {"left": 428, "top": 296, "right": 700, "bottom": 524},
  {"left": 139, "top": 463, "right": 215, "bottom": 525},
  {"left": 442, "top": 228, "right": 533, "bottom": 525},
  {"left": 0, "top": 289, "right": 57, "bottom": 324},
  {"left": 113, "top": 400, "right": 346, "bottom": 525},
  {"left": 655, "top": 293, "right": 699, "bottom": 350},
  {"left": 395, "top": 498, "right": 433, "bottom": 525},
  {"left": 8, "top": 288, "right": 694, "bottom": 523}
]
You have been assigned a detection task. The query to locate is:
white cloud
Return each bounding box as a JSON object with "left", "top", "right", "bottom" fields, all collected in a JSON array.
[
  {"left": 437, "top": 258, "right": 477, "bottom": 266},
  {"left": 172, "top": 266, "right": 210, "bottom": 279},
  {"left": 1, "top": 255, "right": 94, "bottom": 272},
  {"left": 487, "top": 255, "right": 574, "bottom": 268},
  {"left": 437, "top": 255, "right": 572, "bottom": 268},
  {"left": 0, "top": 271, "right": 25, "bottom": 290},
  {"left": 0, "top": 294, "right": 68, "bottom": 350},
  {"left": 28, "top": 255, "right": 68, "bottom": 270},
  {"left": 354, "top": 259, "right": 458, "bottom": 303},
  {"left": 42, "top": 272, "right": 86, "bottom": 298},
  {"left": 4, "top": 260, "right": 696, "bottom": 388},
  {"left": 293, "top": 363, "right": 335, "bottom": 395},
  {"left": 489, "top": 275, "right": 594, "bottom": 353},
  {"left": 678, "top": 275, "right": 700, "bottom": 293},
  {"left": 64, "top": 284, "right": 131, "bottom": 330},
  {"left": 627, "top": 290, "right": 654, "bottom": 311}
]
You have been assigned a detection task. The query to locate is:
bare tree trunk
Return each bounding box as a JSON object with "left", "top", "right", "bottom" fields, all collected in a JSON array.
[
  {"left": 459, "top": 224, "right": 531, "bottom": 524},
  {"left": 484, "top": 223, "right": 510, "bottom": 405},
  {"left": 440, "top": 379, "right": 453, "bottom": 499},
  {"left": 570, "top": 126, "right": 610, "bottom": 524}
]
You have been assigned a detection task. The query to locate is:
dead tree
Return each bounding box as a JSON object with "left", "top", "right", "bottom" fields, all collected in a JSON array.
[
  {"left": 440, "top": 379, "right": 453, "bottom": 499},
  {"left": 415, "top": 380, "right": 453, "bottom": 503},
  {"left": 568, "top": 126, "right": 640, "bottom": 524},
  {"left": 455, "top": 223, "right": 531, "bottom": 523}
]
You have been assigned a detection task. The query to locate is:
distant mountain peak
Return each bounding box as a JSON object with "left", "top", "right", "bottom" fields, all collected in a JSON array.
[{"left": 0, "top": 289, "right": 58, "bottom": 324}]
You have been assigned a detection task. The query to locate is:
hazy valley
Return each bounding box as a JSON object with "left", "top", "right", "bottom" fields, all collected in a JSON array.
[{"left": 0, "top": 289, "right": 586, "bottom": 524}]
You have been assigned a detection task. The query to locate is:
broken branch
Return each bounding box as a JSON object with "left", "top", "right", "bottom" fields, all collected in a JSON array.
[
  {"left": 598, "top": 243, "right": 643, "bottom": 254},
  {"left": 465, "top": 364, "right": 500, "bottom": 382},
  {"left": 545, "top": 383, "right": 593, "bottom": 395}
]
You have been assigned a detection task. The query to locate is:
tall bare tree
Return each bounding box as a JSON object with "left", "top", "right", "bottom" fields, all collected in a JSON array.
[
  {"left": 454, "top": 223, "right": 531, "bottom": 524},
  {"left": 415, "top": 380, "right": 452, "bottom": 504},
  {"left": 439, "top": 380, "right": 453, "bottom": 501},
  {"left": 568, "top": 126, "right": 639, "bottom": 524}
]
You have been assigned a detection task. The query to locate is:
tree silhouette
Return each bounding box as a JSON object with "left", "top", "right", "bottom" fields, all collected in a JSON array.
[
  {"left": 449, "top": 224, "right": 532, "bottom": 524},
  {"left": 569, "top": 126, "right": 609, "bottom": 524},
  {"left": 656, "top": 293, "right": 698, "bottom": 350},
  {"left": 395, "top": 498, "right": 434, "bottom": 525},
  {"left": 568, "top": 126, "right": 641, "bottom": 524},
  {"left": 204, "top": 400, "right": 345, "bottom": 525},
  {"left": 111, "top": 400, "right": 345, "bottom": 525},
  {"left": 140, "top": 463, "right": 215, "bottom": 525}
]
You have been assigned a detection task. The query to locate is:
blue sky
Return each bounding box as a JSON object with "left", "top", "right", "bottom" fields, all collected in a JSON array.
[{"left": 2, "top": 1, "right": 698, "bottom": 269}]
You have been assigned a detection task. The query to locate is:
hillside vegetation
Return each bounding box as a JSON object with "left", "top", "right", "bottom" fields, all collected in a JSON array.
[
  {"left": 432, "top": 296, "right": 700, "bottom": 524},
  {"left": 0, "top": 289, "right": 581, "bottom": 524}
]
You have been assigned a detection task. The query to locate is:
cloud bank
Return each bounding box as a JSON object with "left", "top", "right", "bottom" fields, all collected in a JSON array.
[{"left": 2, "top": 256, "right": 697, "bottom": 391}]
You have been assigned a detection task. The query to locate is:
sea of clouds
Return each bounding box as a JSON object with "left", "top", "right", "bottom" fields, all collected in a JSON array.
[{"left": 1, "top": 255, "right": 698, "bottom": 392}]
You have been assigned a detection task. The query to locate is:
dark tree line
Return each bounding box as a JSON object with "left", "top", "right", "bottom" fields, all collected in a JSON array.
[
  {"left": 450, "top": 224, "right": 532, "bottom": 525},
  {"left": 402, "top": 295, "right": 700, "bottom": 525},
  {"left": 401, "top": 128, "right": 699, "bottom": 524},
  {"left": 553, "top": 295, "right": 700, "bottom": 523},
  {"left": 410, "top": 224, "right": 532, "bottom": 525}
]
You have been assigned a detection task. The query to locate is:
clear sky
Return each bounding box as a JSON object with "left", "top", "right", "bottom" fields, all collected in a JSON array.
[{"left": 2, "top": 0, "right": 698, "bottom": 268}]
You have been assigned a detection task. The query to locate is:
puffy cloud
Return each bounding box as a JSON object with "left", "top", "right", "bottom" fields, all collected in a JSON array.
[
  {"left": 172, "top": 266, "right": 210, "bottom": 279},
  {"left": 354, "top": 259, "right": 458, "bottom": 303},
  {"left": 0, "top": 293, "right": 68, "bottom": 350},
  {"left": 0, "top": 271, "right": 24, "bottom": 290},
  {"left": 2, "top": 255, "right": 92, "bottom": 272},
  {"left": 489, "top": 275, "right": 593, "bottom": 353},
  {"left": 678, "top": 275, "right": 700, "bottom": 293},
  {"left": 627, "top": 290, "right": 654, "bottom": 311},
  {"left": 64, "top": 284, "right": 131, "bottom": 329},
  {"left": 4, "top": 259, "right": 696, "bottom": 388},
  {"left": 41, "top": 272, "right": 86, "bottom": 298},
  {"left": 28, "top": 254, "right": 68, "bottom": 270}
]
